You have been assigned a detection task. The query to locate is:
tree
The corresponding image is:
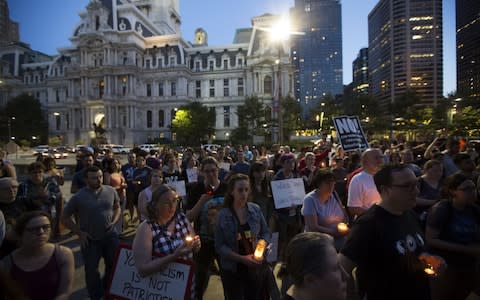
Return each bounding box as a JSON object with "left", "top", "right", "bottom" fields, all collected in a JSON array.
[
  {"left": 281, "top": 95, "right": 301, "bottom": 141},
  {"left": 231, "top": 96, "right": 268, "bottom": 144},
  {"left": 171, "top": 102, "right": 215, "bottom": 145},
  {"left": 0, "top": 93, "right": 48, "bottom": 143},
  {"left": 309, "top": 94, "right": 342, "bottom": 131}
]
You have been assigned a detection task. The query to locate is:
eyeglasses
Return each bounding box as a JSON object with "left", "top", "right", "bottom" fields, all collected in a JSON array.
[
  {"left": 390, "top": 182, "right": 418, "bottom": 191},
  {"left": 25, "top": 224, "right": 51, "bottom": 233}
]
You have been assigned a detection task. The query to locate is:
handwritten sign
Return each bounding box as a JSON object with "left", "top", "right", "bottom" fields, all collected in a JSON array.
[
  {"left": 185, "top": 168, "right": 198, "bottom": 183},
  {"left": 271, "top": 178, "right": 306, "bottom": 209},
  {"left": 333, "top": 116, "right": 369, "bottom": 151},
  {"left": 108, "top": 245, "right": 194, "bottom": 300},
  {"left": 167, "top": 180, "right": 187, "bottom": 197}
]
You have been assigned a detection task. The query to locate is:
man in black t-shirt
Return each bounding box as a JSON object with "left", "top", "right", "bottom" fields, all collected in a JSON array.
[
  {"left": 185, "top": 157, "right": 228, "bottom": 300},
  {"left": 339, "top": 164, "right": 445, "bottom": 300}
]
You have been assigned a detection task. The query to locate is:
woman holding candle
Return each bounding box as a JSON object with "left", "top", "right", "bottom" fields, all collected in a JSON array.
[
  {"left": 301, "top": 169, "right": 350, "bottom": 251},
  {"left": 133, "top": 184, "right": 200, "bottom": 299},
  {"left": 215, "top": 173, "right": 271, "bottom": 300},
  {"left": 426, "top": 173, "right": 480, "bottom": 300}
]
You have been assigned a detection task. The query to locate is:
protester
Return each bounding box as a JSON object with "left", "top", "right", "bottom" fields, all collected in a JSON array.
[
  {"left": 0, "top": 150, "right": 16, "bottom": 179},
  {"left": 0, "top": 178, "right": 20, "bottom": 258},
  {"left": 43, "top": 157, "right": 65, "bottom": 186},
  {"left": 186, "top": 156, "right": 227, "bottom": 299},
  {"left": 133, "top": 184, "right": 200, "bottom": 299},
  {"left": 340, "top": 164, "right": 445, "bottom": 300},
  {"left": 121, "top": 152, "right": 137, "bottom": 224},
  {"left": 347, "top": 148, "right": 383, "bottom": 218},
  {"left": 70, "top": 152, "right": 95, "bottom": 194},
  {"left": 0, "top": 211, "right": 74, "bottom": 300},
  {"left": 132, "top": 154, "right": 152, "bottom": 222},
  {"left": 280, "top": 232, "right": 347, "bottom": 300},
  {"left": 61, "top": 166, "right": 121, "bottom": 300},
  {"left": 162, "top": 153, "right": 183, "bottom": 184},
  {"left": 299, "top": 152, "right": 317, "bottom": 192},
  {"left": 426, "top": 173, "right": 480, "bottom": 300},
  {"left": 272, "top": 153, "right": 302, "bottom": 261},
  {"left": 415, "top": 159, "right": 443, "bottom": 223},
  {"left": 301, "top": 169, "right": 349, "bottom": 250},
  {"left": 215, "top": 174, "right": 272, "bottom": 300},
  {"left": 249, "top": 161, "right": 274, "bottom": 226},
  {"left": 138, "top": 169, "right": 164, "bottom": 220},
  {"left": 16, "top": 162, "right": 63, "bottom": 239}
]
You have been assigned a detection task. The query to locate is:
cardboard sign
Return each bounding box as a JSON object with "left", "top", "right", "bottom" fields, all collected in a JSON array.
[
  {"left": 108, "top": 245, "right": 194, "bottom": 300},
  {"left": 167, "top": 180, "right": 187, "bottom": 197},
  {"left": 333, "top": 116, "right": 369, "bottom": 151},
  {"left": 271, "top": 178, "right": 306, "bottom": 209},
  {"left": 185, "top": 168, "right": 198, "bottom": 183},
  {"left": 218, "top": 162, "right": 231, "bottom": 172}
]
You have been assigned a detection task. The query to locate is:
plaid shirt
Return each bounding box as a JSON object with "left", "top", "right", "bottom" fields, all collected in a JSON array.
[{"left": 16, "top": 178, "right": 62, "bottom": 215}]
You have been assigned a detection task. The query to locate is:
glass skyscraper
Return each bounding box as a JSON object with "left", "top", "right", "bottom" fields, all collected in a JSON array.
[
  {"left": 291, "top": 0, "right": 343, "bottom": 119},
  {"left": 456, "top": 0, "right": 480, "bottom": 100}
]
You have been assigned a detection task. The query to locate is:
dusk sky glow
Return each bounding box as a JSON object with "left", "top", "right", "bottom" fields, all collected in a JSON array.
[{"left": 8, "top": 0, "right": 456, "bottom": 96}]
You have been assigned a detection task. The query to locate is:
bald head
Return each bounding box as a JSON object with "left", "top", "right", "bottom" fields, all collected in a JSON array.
[
  {"left": 0, "top": 177, "right": 19, "bottom": 204},
  {"left": 361, "top": 148, "right": 384, "bottom": 174}
]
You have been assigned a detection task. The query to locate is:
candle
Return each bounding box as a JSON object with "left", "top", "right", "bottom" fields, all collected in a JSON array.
[
  {"left": 185, "top": 235, "right": 193, "bottom": 246},
  {"left": 424, "top": 264, "right": 436, "bottom": 276},
  {"left": 253, "top": 239, "right": 267, "bottom": 261},
  {"left": 337, "top": 222, "right": 349, "bottom": 234}
]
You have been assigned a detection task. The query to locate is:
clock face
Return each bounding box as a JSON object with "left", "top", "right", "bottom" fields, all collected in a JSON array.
[{"left": 196, "top": 32, "right": 205, "bottom": 44}]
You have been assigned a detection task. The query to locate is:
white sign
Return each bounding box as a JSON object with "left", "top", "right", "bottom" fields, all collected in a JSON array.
[
  {"left": 108, "top": 245, "right": 194, "bottom": 300},
  {"left": 271, "top": 178, "right": 306, "bottom": 209},
  {"left": 167, "top": 180, "right": 187, "bottom": 197},
  {"left": 185, "top": 168, "right": 198, "bottom": 183},
  {"left": 219, "top": 162, "right": 231, "bottom": 172}
]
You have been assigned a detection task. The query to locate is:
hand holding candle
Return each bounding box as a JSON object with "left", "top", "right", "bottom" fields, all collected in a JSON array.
[
  {"left": 185, "top": 235, "right": 193, "bottom": 246},
  {"left": 419, "top": 253, "right": 446, "bottom": 277},
  {"left": 337, "top": 222, "right": 349, "bottom": 235},
  {"left": 253, "top": 239, "right": 267, "bottom": 261}
]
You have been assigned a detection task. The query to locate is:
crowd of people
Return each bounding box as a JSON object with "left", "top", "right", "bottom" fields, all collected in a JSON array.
[{"left": 0, "top": 136, "right": 479, "bottom": 300}]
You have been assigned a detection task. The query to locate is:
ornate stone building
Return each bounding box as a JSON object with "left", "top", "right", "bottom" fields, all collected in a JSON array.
[{"left": 7, "top": 0, "right": 294, "bottom": 146}]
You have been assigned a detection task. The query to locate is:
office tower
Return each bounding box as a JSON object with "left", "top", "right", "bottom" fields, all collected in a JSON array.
[
  {"left": 291, "top": 0, "right": 343, "bottom": 119},
  {"left": 368, "top": 0, "right": 443, "bottom": 111},
  {"left": 456, "top": 0, "right": 480, "bottom": 100},
  {"left": 353, "top": 47, "right": 369, "bottom": 95}
]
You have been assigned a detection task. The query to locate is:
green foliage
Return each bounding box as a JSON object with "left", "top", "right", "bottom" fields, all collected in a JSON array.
[
  {"left": 231, "top": 96, "right": 269, "bottom": 144},
  {"left": 0, "top": 93, "right": 48, "bottom": 143},
  {"left": 281, "top": 95, "right": 301, "bottom": 141},
  {"left": 171, "top": 102, "right": 215, "bottom": 145},
  {"left": 48, "top": 136, "right": 62, "bottom": 146},
  {"left": 19, "top": 139, "right": 31, "bottom": 148}
]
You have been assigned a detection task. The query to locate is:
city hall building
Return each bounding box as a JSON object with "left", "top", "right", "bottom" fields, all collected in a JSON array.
[{"left": 1, "top": 0, "right": 294, "bottom": 146}]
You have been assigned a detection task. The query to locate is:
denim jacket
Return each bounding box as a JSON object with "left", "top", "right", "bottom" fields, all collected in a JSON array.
[{"left": 215, "top": 202, "right": 271, "bottom": 272}]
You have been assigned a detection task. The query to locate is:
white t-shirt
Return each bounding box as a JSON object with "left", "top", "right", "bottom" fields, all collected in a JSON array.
[{"left": 347, "top": 171, "right": 381, "bottom": 210}]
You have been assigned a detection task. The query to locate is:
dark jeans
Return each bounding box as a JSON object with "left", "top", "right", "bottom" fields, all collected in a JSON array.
[
  {"left": 220, "top": 268, "right": 261, "bottom": 300},
  {"left": 276, "top": 212, "right": 301, "bottom": 261},
  {"left": 81, "top": 233, "right": 119, "bottom": 300},
  {"left": 194, "top": 239, "right": 221, "bottom": 300}
]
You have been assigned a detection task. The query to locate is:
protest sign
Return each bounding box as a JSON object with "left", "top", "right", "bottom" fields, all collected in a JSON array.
[
  {"left": 108, "top": 245, "right": 194, "bottom": 300},
  {"left": 167, "top": 180, "right": 187, "bottom": 197},
  {"left": 333, "top": 116, "right": 369, "bottom": 151},
  {"left": 270, "top": 178, "right": 306, "bottom": 209},
  {"left": 185, "top": 168, "right": 198, "bottom": 183}
]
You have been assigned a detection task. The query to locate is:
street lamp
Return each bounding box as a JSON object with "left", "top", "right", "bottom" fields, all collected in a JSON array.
[
  {"left": 7, "top": 116, "right": 15, "bottom": 140},
  {"left": 258, "top": 16, "right": 304, "bottom": 145}
]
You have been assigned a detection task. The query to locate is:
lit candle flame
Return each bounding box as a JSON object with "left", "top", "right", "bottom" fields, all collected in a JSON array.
[
  {"left": 254, "top": 239, "right": 266, "bottom": 261},
  {"left": 185, "top": 235, "right": 193, "bottom": 246},
  {"left": 337, "top": 222, "right": 349, "bottom": 234},
  {"left": 424, "top": 265, "right": 436, "bottom": 276}
]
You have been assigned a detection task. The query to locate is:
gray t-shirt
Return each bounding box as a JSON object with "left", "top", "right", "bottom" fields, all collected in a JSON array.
[
  {"left": 301, "top": 190, "right": 346, "bottom": 232},
  {"left": 63, "top": 185, "right": 120, "bottom": 240}
]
